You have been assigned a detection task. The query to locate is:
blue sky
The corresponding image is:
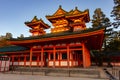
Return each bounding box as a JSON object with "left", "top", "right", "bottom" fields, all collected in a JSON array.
[{"left": 0, "top": 0, "right": 115, "bottom": 37}]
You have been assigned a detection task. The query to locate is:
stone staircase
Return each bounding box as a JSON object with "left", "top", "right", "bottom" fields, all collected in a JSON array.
[{"left": 5, "top": 66, "right": 107, "bottom": 79}]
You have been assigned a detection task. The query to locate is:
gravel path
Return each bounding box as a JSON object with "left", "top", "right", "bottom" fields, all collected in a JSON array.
[{"left": 0, "top": 73, "right": 108, "bottom": 80}]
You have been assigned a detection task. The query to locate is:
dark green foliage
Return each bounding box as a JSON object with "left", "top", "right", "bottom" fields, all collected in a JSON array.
[
  {"left": 111, "top": 0, "right": 120, "bottom": 28},
  {"left": 5, "top": 32, "right": 12, "bottom": 39},
  {"left": 17, "top": 34, "right": 24, "bottom": 39},
  {"left": 91, "top": 8, "right": 112, "bottom": 36},
  {"left": 0, "top": 32, "right": 13, "bottom": 47},
  {"left": 92, "top": 8, "right": 111, "bottom": 28},
  {"left": 106, "top": 39, "right": 120, "bottom": 51},
  {"left": 91, "top": 50, "right": 103, "bottom": 66},
  {"left": 0, "top": 39, "right": 10, "bottom": 47},
  {"left": 105, "top": 30, "right": 120, "bottom": 51},
  {"left": 92, "top": 8, "right": 112, "bottom": 51}
]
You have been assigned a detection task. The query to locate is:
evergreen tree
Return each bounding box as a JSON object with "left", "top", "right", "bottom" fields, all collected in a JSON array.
[
  {"left": 92, "top": 8, "right": 105, "bottom": 28},
  {"left": 92, "top": 8, "right": 111, "bottom": 28},
  {"left": 92, "top": 8, "right": 112, "bottom": 50},
  {"left": 20, "top": 34, "right": 24, "bottom": 38},
  {"left": 91, "top": 8, "right": 113, "bottom": 66},
  {"left": 107, "top": 30, "right": 120, "bottom": 51},
  {"left": 111, "top": 0, "right": 120, "bottom": 28},
  {"left": 0, "top": 39, "right": 10, "bottom": 47},
  {"left": 0, "top": 35, "right": 11, "bottom": 47},
  {"left": 17, "top": 34, "right": 24, "bottom": 39},
  {"left": 106, "top": 38, "right": 120, "bottom": 51},
  {"left": 5, "top": 32, "right": 12, "bottom": 39}
]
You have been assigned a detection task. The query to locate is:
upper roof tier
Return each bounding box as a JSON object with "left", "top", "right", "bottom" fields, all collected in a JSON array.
[
  {"left": 46, "top": 5, "right": 90, "bottom": 23},
  {"left": 25, "top": 16, "right": 50, "bottom": 29}
]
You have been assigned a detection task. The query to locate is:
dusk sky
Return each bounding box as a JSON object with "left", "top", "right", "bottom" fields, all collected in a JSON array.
[{"left": 0, "top": 0, "right": 115, "bottom": 38}]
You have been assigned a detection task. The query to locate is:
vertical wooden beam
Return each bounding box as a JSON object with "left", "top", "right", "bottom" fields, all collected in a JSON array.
[
  {"left": 12, "top": 55, "right": 14, "bottom": 66},
  {"left": 16, "top": 55, "right": 20, "bottom": 66},
  {"left": 30, "top": 47, "right": 33, "bottom": 67},
  {"left": 37, "top": 54, "right": 39, "bottom": 66},
  {"left": 53, "top": 46, "right": 56, "bottom": 68},
  {"left": 82, "top": 43, "right": 86, "bottom": 68},
  {"left": 41, "top": 46, "right": 44, "bottom": 67},
  {"left": 24, "top": 55, "right": 26, "bottom": 67},
  {"left": 71, "top": 52, "right": 73, "bottom": 67},
  {"left": 59, "top": 52, "right": 60, "bottom": 67},
  {"left": 82, "top": 43, "right": 91, "bottom": 68},
  {"left": 67, "top": 44, "right": 70, "bottom": 67},
  {"left": 48, "top": 52, "right": 51, "bottom": 67}
]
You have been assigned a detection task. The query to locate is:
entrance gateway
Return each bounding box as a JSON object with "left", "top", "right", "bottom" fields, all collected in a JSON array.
[{"left": 0, "top": 6, "right": 105, "bottom": 68}]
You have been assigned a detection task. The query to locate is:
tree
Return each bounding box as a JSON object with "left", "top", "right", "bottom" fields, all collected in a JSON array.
[
  {"left": 91, "top": 8, "right": 112, "bottom": 50},
  {"left": 91, "top": 8, "right": 113, "bottom": 66},
  {"left": 0, "top": 39, "right": 10, "bottom": 47},
  {"left": 106, "top": 39, "right": 120, "bottom": 51},
  {"left": 18, "top": 34, "right": 24, "bottom": 38},
  {"left": 5, "top": 32, "right": 12, "bottom": 39},
  {"left": 17, "top": 34, "right": 24, "bottom": 39},
  {"left": 92, "top": 8, "right": 110, "bottom": 28},
  {"left": 0, "top": 36, "right": 11, "bottom": 47},
  {"left": 111, "top": 0, "right": 120, "bottom": 28},
  {"left": 106, "top": 30, "right": 120, "bottom": 51},
  {"left": 92, "top": 8, "right": 111, "bottom": 28}
]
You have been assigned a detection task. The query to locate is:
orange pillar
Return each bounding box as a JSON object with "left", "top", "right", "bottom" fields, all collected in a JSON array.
[
  {"left": 53, "top": 46, "right": 56, "bottom": 68},
  {"left": 12, "top": 55, "right": 14, "bottom": 66},
  {"left": 37, "top": 54, "right": 39, "bottom": 66},
  {"left": 59, "top": 52, "right": 60, "bottom": 66},
  {"left": 24, "top": 55, "right": 26, "bottom": 66},
  {"left": 82, "top": 43, "right": 91, "bottom": 68},
  {"left": 30, "top": 47, "right": 33, "bottom": 67},
  {"left": 18, "top": 55, "right": 20, "bottom": 66},
  {"left": 67, "top": 44, "right": 70, "bottom": 68},
  {"left": 41, "top": 46, "right": 44, "bottom": 67}
]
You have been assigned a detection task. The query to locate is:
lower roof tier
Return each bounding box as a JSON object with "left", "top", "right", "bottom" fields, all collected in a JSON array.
[{"left": 8, "top": 27, "right": 105, "bottom": 50}]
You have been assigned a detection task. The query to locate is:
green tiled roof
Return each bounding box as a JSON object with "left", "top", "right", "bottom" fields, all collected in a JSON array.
[
  {"left": 0, "top": 46, "right": 29, "bottom": 52},
  {"left": 10, "top": 27, "right": 105, "bottom": 41},
  {"left": 0, "top": 54, "right": 6, "bottom": 56}
]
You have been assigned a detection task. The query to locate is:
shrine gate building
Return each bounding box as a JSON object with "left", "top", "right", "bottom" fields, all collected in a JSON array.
[{"left": 0, "top": 6, "right": 105, "bottom": 68}]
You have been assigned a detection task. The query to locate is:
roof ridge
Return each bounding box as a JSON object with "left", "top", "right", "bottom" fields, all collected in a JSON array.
[{"left": 52, "top": 5, "right": 67, "bottom": 16}]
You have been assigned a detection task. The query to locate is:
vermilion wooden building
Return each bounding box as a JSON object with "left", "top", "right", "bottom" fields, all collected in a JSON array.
[{"left": 0, "top": 6, "right": 105, "bottom": 68}]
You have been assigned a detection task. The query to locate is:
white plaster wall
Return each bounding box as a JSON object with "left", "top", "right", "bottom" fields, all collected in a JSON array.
[
  {"left": 26, "top": 62, "right": 30, "bottom": 65},
  {"left": 19, "top": 62, "right": 24, "bottom": 65},
  {"left": 49, "top": 61, "right": 53, "bottom": 66},
  {"left": 32, "top": 62, "right": 37, "bottom": 66},
  {"left": 13, "top": 62, "right": 18, "bottom": 65},
  {"left": 55, "top": 61, "right": 59, "bottom": 66},
  {"left": 61, "top": 61, "right": 67, "bottom": 66}
]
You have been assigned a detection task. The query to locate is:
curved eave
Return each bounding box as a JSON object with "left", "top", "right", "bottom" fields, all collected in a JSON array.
[
  {"left": 46, "top": 15, "right": 65, "bottom": 22},
  {"left": 25, "top": 21, "right": 50, "bottom": 29},
  {"left": 25, "top": 21, "right": 39, "bottom": 28},
  {"left": 29, "top": 29, "right": 45, "bottom": 33},
  {"left": 66, "top": 11, "right": 90, "bottom": 22},
  {"left": 9, "top": 28, "right": 105, "bottom": 50}
]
